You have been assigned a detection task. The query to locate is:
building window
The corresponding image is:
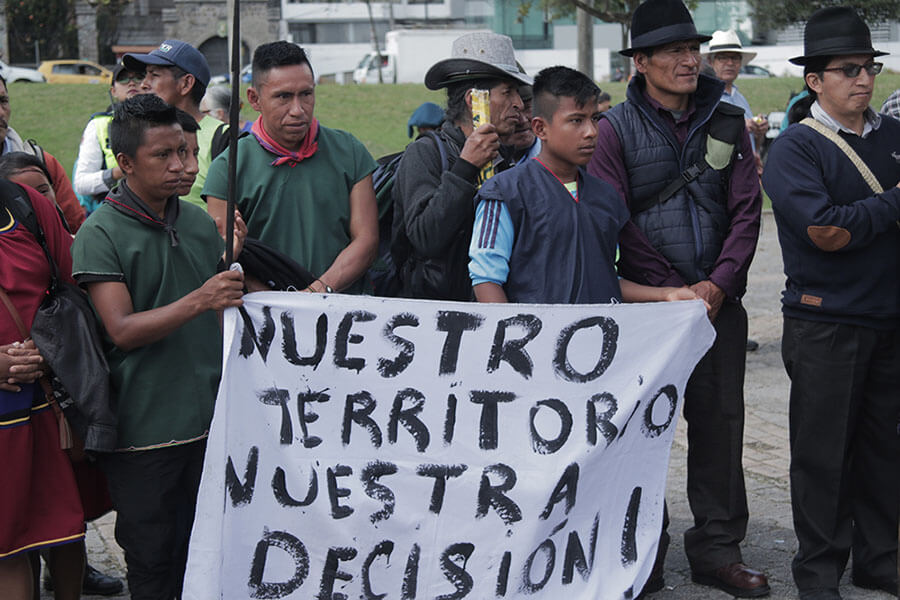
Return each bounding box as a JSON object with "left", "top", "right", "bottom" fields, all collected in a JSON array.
[{"left": 289, "top": 23, "right": 317, "bottom": 43}]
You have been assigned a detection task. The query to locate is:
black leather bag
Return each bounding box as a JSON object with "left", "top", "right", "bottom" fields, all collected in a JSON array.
[{"left": 30, "top": 277, "right": 113, "bottom": 450}]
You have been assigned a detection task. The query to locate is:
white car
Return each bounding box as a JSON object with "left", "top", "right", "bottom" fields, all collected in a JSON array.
[{"left": 0, "top": 60, "right": 45, "bottom": 83}]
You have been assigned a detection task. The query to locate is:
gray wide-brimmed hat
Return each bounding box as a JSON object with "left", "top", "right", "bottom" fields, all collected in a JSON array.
[
  {"left": 425, "top": 32, "right": 533, "bottom": 90},
  {"left": 621, "top": 0, "right": 711, "bottom": 57},
  {"left": 789, "top": 6, "right": 887, "bottom": 65}
]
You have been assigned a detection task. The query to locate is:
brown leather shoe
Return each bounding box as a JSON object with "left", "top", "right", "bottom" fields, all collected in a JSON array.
[{"left": 691, "top": 562, "right": 771, "bottom": 598}]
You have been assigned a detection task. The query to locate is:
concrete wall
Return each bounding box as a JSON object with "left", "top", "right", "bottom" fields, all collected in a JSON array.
[
  {"left": 517, "top": 47, "right": 611, "bottom": 81},
  {"left": 0, "top": 0, "right": 9, "bottom": 62},
  {"left": 164, "top": 0, "right": 279, "bottom": 68},
  {"left": 75, "top": 0, "right": 99, "bottom": 62},
  {"left": 553, "top": 23, "right": 624, "bottom": 51},
  {"left": 115, "top": 0, "right": 280, "bottom": 69}
]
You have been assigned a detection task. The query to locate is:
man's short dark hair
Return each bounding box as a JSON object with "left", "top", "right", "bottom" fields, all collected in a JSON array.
[
  {"left": 169, "top": 65, "right": 207, "bottom": 107},
  {"left": 0, "top": 151, "right": 53, "bottom": 184},
  {"left": 252, "top": 41, "right": 314, "bottom": 88},
  {"left": 803, "top": 55, "right": 833, "bottom": 101},
  {"left": 175, "top": 108, "right": 199, "bottom": 134},
  {"left": 110, "top": 93, "right": 179, "bottom": 159},
  {"left": 532, "top": 66, "right": 600, "bottom": 121},
  {"left": 445, "top": 77, "right": 504, "bottom": 125}
]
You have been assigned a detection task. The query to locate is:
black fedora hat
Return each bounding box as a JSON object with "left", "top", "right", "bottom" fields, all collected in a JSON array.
[
  {"left": 621, "top": 0, "right": 711, "bottom": 57},
  {"left": 789, "top": 6, "right": 888, "bottom": 65}
]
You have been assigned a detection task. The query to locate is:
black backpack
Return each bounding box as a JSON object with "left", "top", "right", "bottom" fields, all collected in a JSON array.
[
  {"left": 0, "top": 181, "right": 116, "bottom": 452},
  {"left": 368, "top": 131, "right": 447, "bottom": 296},
  {"left": 210, "top": 122, "right": 231, "bottom": 160}
]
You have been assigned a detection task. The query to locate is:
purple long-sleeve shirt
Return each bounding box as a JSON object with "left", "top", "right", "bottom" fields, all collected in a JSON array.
[{"left": 588, "top": 90, "right": 761, "bottom": 300}]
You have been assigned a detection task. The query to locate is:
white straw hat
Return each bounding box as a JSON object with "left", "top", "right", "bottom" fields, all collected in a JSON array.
[{"left": 701, "top": 30, "right": 757, "bottom": 66}]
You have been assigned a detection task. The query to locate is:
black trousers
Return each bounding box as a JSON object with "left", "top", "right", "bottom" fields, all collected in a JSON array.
[
  {"left": 658, "top": 301, "right": 750, "bottom": 574},
  {"left": 99, "top": 440, "right": 206, "bottom": 600},
  {"left": 782, "top": 317, "right": 900, "bottom": 593}
]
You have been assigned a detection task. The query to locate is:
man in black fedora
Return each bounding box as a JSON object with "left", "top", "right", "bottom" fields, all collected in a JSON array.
[
  {"left": 391, "top": 32, "right": 531, "bottom": 300},
  {"left": 762, "top": 7, "right": 900, "bottom": 600},
  {"left": 588, "top": 0, "right": 766, "bottom": 596}
]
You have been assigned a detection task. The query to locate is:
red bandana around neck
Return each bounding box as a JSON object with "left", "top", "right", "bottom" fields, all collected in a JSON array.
[{"left": 251, "top": 116, "right": 319, "bottom": 166}]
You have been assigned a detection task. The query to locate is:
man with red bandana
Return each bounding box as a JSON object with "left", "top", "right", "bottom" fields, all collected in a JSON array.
[{"left": 204, "top": 40, "right": 378, "bottom": 294}]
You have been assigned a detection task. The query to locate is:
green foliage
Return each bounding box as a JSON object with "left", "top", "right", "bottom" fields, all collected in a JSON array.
[
  {"left": 527, "top": 0, "right": 697, "bottom": 33},
  {"left": 5, "top": 0, "right": 78, "bottom": 63},
  {"left": 748, "top": 0, "right": 900, "bottom": 31}
]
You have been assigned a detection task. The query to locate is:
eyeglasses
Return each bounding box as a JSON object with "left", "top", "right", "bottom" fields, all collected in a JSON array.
[
  {"left": 822, "top": 62, "right": 883, "bottom": 78},
  {"left": 116, "top": 75, "right": 143, "bottom": 84}
]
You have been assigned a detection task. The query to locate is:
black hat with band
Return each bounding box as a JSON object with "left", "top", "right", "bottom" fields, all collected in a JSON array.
[
  {"left": 789, "top": 6, "right": 887, "bottom": 66},
  {"left": 620, "top": 0, "right": 711, "bottom": 57}
]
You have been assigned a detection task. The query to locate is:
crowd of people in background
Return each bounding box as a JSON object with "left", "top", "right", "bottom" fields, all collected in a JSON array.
[{"left": 0, "top": 1, "right": 898, "bottom": 599}]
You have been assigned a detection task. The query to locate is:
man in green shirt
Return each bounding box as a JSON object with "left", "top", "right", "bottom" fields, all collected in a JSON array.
[
  {"left": 71, "top": 94, "right": 244, "bottom": 599},
  {"left": 125, "top": 39, "right": 227, "bottom": 209},
  {"left": 204, "top": 41, "right": 378, "bottom": 294}
]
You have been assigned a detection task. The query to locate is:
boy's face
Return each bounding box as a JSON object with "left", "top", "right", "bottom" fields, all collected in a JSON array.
[
  {"left": 177, "top": 130, "right": 200, "bottom": 197},
  {"left": 535, "top": 95, "right": 601, "bottom": 167},
  {"left": 119, "top": 123, "right": 186, "bottom": 205}
]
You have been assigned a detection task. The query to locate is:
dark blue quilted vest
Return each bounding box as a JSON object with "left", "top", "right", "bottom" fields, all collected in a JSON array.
[{"left": 605, "top": 74, "right": 732, "bottom": 284}]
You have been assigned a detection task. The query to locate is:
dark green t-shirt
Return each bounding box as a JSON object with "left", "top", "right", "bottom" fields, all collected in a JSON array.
[
  {"left": 71, "top": 201, "right": 224, "bottom": 450},
  {"left": 203, "top": 124, "right": 377, "bottom": 294}
]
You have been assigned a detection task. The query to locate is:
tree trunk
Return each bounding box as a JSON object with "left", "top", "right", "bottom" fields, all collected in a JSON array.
[
  {"left": 365, "top": 0, "right": 383, "bottom": 84},
  {"left": 621, "top": 23, "right": 632, "bottom": 79},
  {"left": 577, "top": 8, "right": 593, "bottom": 80},
  {"left": 0, "top": 0, "right": 8, "bottom": 63}
]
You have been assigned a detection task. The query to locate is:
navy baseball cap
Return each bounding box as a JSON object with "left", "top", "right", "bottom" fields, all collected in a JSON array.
[{"left": 124, "top": 40, "right": 211, "bottom": 87}]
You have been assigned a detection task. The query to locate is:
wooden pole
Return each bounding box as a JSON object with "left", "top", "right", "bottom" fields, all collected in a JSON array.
[{"left": 224, "top": 0, "right": 240, "bottom": 265}]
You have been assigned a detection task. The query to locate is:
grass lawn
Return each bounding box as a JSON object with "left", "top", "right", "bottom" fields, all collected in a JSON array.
[{"left": 10, "top": 72, "right": 900, "bottom": 176}]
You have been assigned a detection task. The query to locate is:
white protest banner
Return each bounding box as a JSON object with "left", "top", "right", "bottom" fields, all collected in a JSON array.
[{"left": 184, "top": 294, "right": 714, "bottom": 600}]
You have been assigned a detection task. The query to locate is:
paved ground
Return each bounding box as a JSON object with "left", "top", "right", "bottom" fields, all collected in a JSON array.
[
  {"left": 651, "top": 212, "right": 895, "bottom": 600},
  {"left": 46, "top": 212, "right": 896, "bottom": 599}
]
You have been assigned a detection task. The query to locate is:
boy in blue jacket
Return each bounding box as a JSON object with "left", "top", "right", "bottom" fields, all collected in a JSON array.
[{"left": 469, "top": 66, "right": 699, "bottom": 305}]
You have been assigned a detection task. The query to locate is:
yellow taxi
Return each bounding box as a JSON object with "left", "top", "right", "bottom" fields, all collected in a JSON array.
[{"left": 38, "top": 60, "right": 113, "bottom": 84}]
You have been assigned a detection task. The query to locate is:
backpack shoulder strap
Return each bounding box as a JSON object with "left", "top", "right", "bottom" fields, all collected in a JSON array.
[
  {"left": 25, "top": 138, "right": 46, "bottom": 169},
  {"left": 210, "top": 122, "right": 232, "bottom": 160},
  {"left": 800, "top": 117, "right": 883, "bottom": 194},
  {"left": 0, "top": 180, "right": 39, "bottom": 238},
  {"left": 422, "top": 130, "right": 449, "bottom": 171},
  {"left": 0, "top": 180, "right": 60, "bottom": 286},
  {"left": 633, "top": 101, "right": 746, "bottom": 214}
]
